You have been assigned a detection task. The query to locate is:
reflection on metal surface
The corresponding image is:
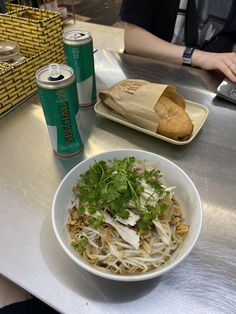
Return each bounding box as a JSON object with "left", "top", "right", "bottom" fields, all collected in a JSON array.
[
  {"left": 86, "top": 137, "right": 105, "bottom": 155},
  {"left": 31, "top": 104, "right": 45, "bottom": 122},
  {"left": 94, "top": 50, "right": 126, "bottom": 87}
]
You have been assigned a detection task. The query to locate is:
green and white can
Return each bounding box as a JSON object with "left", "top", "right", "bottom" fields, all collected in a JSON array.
[
  {"left": 36, "top": 64, "right": 83, "bottom": 157},
  {"left": 63, "top": 29, "right": 97, "bottom": 106}
]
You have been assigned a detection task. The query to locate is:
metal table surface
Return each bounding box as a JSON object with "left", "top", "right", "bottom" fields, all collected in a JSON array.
[{"left": 1, "top": 50, "right": 236, "bottom": 314}]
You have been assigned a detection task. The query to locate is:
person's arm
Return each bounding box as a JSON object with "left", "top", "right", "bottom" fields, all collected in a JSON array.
[{"left": 124, "top": 23, "right": 236, "bottom": 83}]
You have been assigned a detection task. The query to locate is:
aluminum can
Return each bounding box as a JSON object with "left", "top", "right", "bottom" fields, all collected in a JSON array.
[
  {"left": 36, "top": 64, "right": 83, "bottom": 157},
  {"left": 63, "top": 29, "right": 97, "bottom": 106}
]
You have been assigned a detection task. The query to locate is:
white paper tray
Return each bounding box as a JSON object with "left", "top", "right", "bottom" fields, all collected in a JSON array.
[{"left": 94, "top": 99, "right": 209, "bottom": 145}]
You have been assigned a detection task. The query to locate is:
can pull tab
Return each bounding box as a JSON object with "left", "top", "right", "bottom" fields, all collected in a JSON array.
[{"left": 48, "top": 64, "right": 64, "bottom": 81}]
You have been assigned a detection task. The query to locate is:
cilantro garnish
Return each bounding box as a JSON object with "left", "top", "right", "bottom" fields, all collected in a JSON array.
[
  {"left": 88, "top": 214, "right": 104, "bottom": 229},
  {"left": 73, "top": 157, "right": 143, "bottom": 220},
  {"left": 141, "top": 168, "right": 166, "bottom": 196},
  {"left": 71, "top": 237, "right": 88, "bottom": 253},
  {"left": 137, "top": 204, "right": 169, "bottom": 230},
  {"left": 73, "top": 157, "right": 169, "bottom": 231}
]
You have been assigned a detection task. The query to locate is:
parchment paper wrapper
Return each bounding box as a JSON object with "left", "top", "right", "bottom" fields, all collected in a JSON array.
[{"left": 99, "top": 79, "right": 185, "bottom": 133}]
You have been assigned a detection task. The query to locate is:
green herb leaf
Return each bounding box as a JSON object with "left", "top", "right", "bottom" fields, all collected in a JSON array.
[
  {"left": 88, "top": 214, "right": 104, "bottom": 229},
  {"left": 71, "top": 237, "right": 88, "bottom": 253},
  {"left": 137, "top": 204, "right": 169, "bottom": 230},
  {"left": 141, "top": 168, "right": 165, "bottom": 196},
  {"left": 74, "top": 157, "right": 143, "bottom": 220}
]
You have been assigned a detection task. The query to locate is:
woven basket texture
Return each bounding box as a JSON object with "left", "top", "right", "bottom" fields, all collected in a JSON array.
[{"left": 0, "top": 4, "right": 66, "bottom": 116}]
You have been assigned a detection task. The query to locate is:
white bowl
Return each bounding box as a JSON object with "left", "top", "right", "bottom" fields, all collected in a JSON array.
[{"left": 52, "top": 149, "right": 203, "bottom": 282}]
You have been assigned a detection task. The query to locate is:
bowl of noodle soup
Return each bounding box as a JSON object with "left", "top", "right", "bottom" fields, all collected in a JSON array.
[{"left": 52, "top": 149, "right": 202, "bottom": 282}]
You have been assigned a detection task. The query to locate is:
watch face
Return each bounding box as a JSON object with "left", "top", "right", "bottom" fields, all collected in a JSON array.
[
  {"left": 217, "top": 79, "right": 236, "bottom": 104},
  {"left": 183, "top": 57, "right": 191, "bottom": 64},
  {"left": 182, "top": 47, "right": 194, "bottom": 65}
]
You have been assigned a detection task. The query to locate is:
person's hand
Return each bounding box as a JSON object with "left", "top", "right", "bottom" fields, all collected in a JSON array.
[{"left": 192, "top": 50, "right": 236, "bottom": 83}]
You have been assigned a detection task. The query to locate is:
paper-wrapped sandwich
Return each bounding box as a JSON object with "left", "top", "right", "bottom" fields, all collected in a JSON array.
[{"left": 99, "top": 79, "right": 193, "bottom": 141}]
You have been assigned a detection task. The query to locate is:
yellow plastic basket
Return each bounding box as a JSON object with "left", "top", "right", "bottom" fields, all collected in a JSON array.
[{"left": 0, "top": 4, "right": 66, "bottom": 116}]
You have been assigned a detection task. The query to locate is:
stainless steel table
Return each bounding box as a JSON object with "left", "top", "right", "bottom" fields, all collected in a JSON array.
[{"left": 1, "top": 50, "right": 236, "bottom": 314}]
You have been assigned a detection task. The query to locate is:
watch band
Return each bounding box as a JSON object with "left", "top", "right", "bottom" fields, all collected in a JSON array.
[{"left": 182, "top": 47, "right": 195, "bottom": 66}]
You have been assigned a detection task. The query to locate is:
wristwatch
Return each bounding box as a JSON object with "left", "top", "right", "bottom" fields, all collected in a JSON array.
[{"left": 182, "top": 47, "right": 195, "bottom": 66}]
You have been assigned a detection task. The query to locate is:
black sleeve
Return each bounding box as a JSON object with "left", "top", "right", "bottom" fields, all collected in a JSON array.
[
  {"left": 222, "top": 0, "right": 236, "bottom": 34},
  {"left": 120, "top": 0, "right": 156, "bottom": 31},
  {"left": 119, "top": 0, "right": 180, "bottom": 42}
]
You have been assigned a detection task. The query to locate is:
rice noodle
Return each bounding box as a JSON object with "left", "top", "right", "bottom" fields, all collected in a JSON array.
[{"left": 67, "top": 158, "right": 188, "bottom": 275}]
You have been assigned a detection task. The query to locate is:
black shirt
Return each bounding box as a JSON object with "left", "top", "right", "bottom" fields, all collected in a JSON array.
[{"left": 120, "top": 0, "right": 236, "bottom": 52}]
